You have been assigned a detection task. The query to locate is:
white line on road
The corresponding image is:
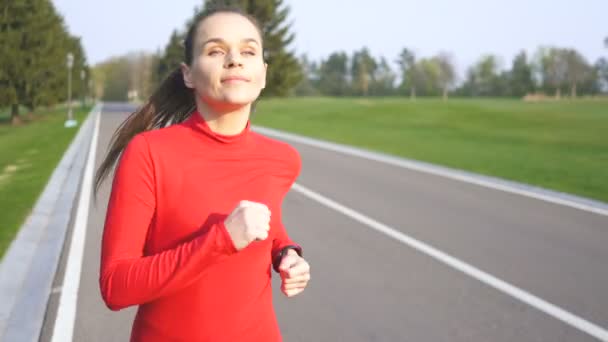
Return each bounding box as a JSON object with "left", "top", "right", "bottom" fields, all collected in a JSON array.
[
  {"left": 254, "top": 126, "right": 608, "bottom": 217},
  {"left": 291, "top": 182, "right": 608, "bottom": 341},
  {"left": 50, "top": 109, "right": 101, "bottom": 342}
]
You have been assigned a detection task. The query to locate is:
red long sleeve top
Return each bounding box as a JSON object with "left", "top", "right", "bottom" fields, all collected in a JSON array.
[{"left": 99, "top": 111, "right": 302, "bottom": 342}]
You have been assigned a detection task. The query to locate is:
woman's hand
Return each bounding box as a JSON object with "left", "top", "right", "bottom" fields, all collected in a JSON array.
[
  {"left": 278, "top": 249, "right": 310, "bottom": 297},
  {"left": 224, "top": 200, "right": 271, "bottom": 251}
]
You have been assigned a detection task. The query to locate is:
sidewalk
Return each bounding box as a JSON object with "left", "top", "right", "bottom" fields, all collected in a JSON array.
[{"left": 0, "top": 104, "right": 102, "bottom": 342}]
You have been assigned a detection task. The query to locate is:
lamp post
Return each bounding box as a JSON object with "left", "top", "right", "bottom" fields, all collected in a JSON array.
[
  {"left": 80, "top": 69, "right": 86, "bottom": 108},
  {"left": 89, "top": 79, "right": 94, "bottom": 103},
  {"left": 65, "top": 52, "right": 77, "bottom": 128}
]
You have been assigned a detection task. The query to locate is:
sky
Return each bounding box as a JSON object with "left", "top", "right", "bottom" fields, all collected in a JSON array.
[{"left": 52, "top": 0, "right": 607, "bottom": 79}]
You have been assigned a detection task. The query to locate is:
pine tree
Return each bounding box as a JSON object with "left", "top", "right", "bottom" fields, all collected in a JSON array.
[
  {"left": 155, "top": 30, "right": 185, "bottom": 86},
  {"left": 0, "top": 0, "right": 86, "bottom": 123},
  {"left": 0, "top": 1, "right": 29, "bottom": 123}
]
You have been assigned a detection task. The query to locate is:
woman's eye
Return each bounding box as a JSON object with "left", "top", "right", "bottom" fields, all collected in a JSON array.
[
  {"left": 242, "top": 51, "right": 256, "bottom": 56},
  {"left": 208, "top": 50, "right": 224, "bottom": 56}
]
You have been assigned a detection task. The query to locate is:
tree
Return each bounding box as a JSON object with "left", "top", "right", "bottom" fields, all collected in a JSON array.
[
  {"left": 370, "top": 56, "right": 396, "bottom": 96},
  {"left": 563, "top": 49, "right": 592, "bottom": 97},
  {"left": 317, "top": 52, "right": 349, "bottom": 96},
  {"left": 396, "top": 48, "right": 421, "bottom": 99},
  {"left": 0, "top": 0, "right": 85, "bottom": 124},
  {"left": 457, "top": 55, "right": 503, "bottom": 97},
  {"left": 416, "top": 58, "right": 441, "bottom": 96},
  {"left": 596, "top": 58, "right": 608, "bottom": 93},
  {"left": 0, "top": 1, "right": 23, "bottom": 121},
  {"left": 350, "top": 47, "right": 377, "bottom": 96},
  {"left": 536, "top": 47, "right": 568, "bottom": 98},
  {"left": 155, "top": 30, "right": 184, "bottom": 88},
  {"left": 509, "top": 51, "right": 535, "bottom": 97},
  {"left": 434, "top": 52, "right": 456, "bottom": 100},
  {"left": 94, "top": 56, "right": 131, "bottom": 101},
  {"left": 293, "top": 54, "right": 319, "bottom": 96},
  {"left": 477, "top": 55, "right": 502, "bottom": 96}
]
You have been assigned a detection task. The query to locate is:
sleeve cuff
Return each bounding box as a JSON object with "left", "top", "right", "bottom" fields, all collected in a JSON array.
[
  {"left": 217, "top": 220, "right": 238, "bottom": 254},
  {"left": 272, "top": 244, "right": 302, "bottom": 273}
]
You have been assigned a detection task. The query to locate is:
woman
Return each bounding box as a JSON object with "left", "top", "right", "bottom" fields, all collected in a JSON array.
[{"left": 95, "top": 5, "right": 311, "bottom": 341}]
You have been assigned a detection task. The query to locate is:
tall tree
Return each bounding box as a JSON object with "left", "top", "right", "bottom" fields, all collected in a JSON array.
[
  {"left": 317, "top": 52, "right": 349, "bottom": 96},
  {"left": 457, "top": 55, "right": 509, "bottom": 97},
  {"left": 1, "top": 0, "right": 81, "bottom": 123},
  {"left": 396, "top": 48, "right": 424, "bottom": 99},
  {"left": 536, "top": 47, "right": 567, "bottom": 98},
  {"left": 0, "top": 1, "right": 23, "bottom": 121},
  {"left": 434, "top": 52, "right": 456, "bottom": 100},
  {"left": 476, "top": 55, "right": 501, "bottom": 96},
  {"left": 563, "top": 49, "right": 592, "bottom": 97},
  {"left": 350, "top": 47, "right": 377, "bottom": 96},
  {"left": 509, "top": 51, "right": 535, "bottom": 97},
  {"left": 293, "top": 53, "right": 319, "bottom": 96},
  {"left": 596, "top": 58, "right": 608, "bottom": 93},
  {"left": 95, "top": 56, "right": 131, "bottom": 101},
  {"left": 155, "top": 30, "right": 184, "bottom": 87},
  {"left": 370, "top": 56, "right": 396, "bottom": 96},
  {"left": 417, "top": 58, "right": 443, "bottom": 96}
]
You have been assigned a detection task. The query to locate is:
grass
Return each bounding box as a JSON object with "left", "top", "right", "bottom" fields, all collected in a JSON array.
[
  {"left": 252, "top": 97, "right": 608, "bottom": 203},
  {"left": 0, "top": 105, "right": 92, "bottom": 260},
  {"left": 1, "top": 97, "right": 605, "bottom": 258}
]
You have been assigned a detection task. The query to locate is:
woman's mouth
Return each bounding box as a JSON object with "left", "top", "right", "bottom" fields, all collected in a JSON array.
[{"left": 221, "top": 76, "right": 250, "bottom": 83}]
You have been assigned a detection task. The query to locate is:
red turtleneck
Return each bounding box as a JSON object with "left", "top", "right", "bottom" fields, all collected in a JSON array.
[{"left": 99, "top": 111, "right": 302, "bottom": 342}]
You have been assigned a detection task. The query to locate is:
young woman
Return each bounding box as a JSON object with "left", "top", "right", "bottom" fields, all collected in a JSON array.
[{"left": 95, "top": 5, "right": 311, "bottom": 341}]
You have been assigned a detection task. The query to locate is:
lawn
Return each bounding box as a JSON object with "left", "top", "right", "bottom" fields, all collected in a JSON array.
[
  {"left": 253, "top": 97, "right": 608, "bottom": 203},
  {"left": 0, "top": 105, "right": 92, "bottom": 260}
]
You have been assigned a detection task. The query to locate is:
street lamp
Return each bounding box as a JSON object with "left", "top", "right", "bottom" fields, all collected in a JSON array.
[
  {"left": 65, "top": 52, "right": 77, "bottom": 128},
  {"left": 88, "top": 79, "right": 94, "bottom": 103},
  {"left": 80, "top": 69, "right": 86, "bottom": 108}
]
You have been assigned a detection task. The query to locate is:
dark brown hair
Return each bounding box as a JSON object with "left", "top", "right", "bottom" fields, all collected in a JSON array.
[{"left": 94, "top": 4, "right": 264, "bottom": 194}]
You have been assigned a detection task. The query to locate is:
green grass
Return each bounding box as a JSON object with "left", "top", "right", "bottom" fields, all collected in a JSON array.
[
  {"left": 252, "top": 97, "right": 608, "bottom": 203},
  {"left": 0, "top": 105, "right": 92, "bottom": 260}
]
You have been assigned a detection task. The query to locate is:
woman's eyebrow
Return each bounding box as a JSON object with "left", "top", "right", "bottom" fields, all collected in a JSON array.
[
  {"left": 202, "top": 38, "right": 260, "bottom": 47},
  {"left": 242, "top": 38, "right": 260, "bottom": 46}
]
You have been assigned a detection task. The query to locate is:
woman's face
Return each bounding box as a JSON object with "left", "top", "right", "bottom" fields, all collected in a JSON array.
[{"left": 182, "top": 12, "right": 267, "bottom": 111}]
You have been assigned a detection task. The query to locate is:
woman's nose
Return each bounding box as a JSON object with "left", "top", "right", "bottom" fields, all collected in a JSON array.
[{"left": 225, "top": 52, "right": 243, "bottom": 68}]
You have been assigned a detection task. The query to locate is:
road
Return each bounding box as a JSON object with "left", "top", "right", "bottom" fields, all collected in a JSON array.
[{"left": 41, "top": 103, "right": 608, "bottom": 341}]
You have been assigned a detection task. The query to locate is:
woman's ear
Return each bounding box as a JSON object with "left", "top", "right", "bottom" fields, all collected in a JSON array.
[{"left": 181, "top": 62, "right": 194, "bottom": 89}]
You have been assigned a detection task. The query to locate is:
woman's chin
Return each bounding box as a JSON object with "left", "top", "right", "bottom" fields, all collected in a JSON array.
[
  {"left": 201, "top": 93, "right": 257, "bottom": 111},
  {"left": 219, "top": 91, "right": 260, "bottom": 107}
]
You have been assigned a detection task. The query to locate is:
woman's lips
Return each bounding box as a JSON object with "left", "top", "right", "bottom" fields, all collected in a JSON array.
[{"left": 221, "top": 76, "right": 250, "bottom": 83}]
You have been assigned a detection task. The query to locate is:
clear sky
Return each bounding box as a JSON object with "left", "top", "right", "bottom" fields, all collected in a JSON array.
[{"left": 52, "top": 0, "right": 607, "bottom": 78}]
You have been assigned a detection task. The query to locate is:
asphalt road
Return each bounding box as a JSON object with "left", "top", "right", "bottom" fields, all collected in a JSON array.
[{"left": 40, "top": 103, "right": 608, "bottom": 342}]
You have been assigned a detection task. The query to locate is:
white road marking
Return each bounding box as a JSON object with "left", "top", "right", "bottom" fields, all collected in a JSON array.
[
  {"left": 50, "top": 109, "right": 101, "bottom": 342},
  {"left": 291, "top": 182, "right": 608, "bottom": 341}
]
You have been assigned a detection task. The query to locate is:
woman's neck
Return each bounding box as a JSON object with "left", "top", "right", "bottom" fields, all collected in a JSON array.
[{"left": 195, "top": 99, "right": 251, "bottom": 135}]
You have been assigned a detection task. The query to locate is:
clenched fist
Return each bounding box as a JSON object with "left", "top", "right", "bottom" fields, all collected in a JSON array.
[
  {"left": 279, "top": 249, "right": 310, "bottom": 297},
  {"left": 224, "top": 200, "right": 271, "bottom": 251}
]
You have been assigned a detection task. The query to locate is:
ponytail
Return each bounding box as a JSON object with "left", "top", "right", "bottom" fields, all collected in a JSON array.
[
  {"left": 94, "top": 69, "right": 194, "bottom": 195},
  {"left": 95, "top": 4, "right": 265, "bottom": 196}
]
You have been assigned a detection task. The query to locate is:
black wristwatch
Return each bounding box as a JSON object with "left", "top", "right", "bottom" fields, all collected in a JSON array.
[{"left": 272, "top": 245, "right": 303, "bottom": 272}]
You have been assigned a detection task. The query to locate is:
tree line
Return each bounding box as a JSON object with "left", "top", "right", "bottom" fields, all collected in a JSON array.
[
  {"left": 295, "top": 44, "right": 608, "bottom": 99},
  {"left": 0, "top": 0, "right": 90, "bottom": 125},
  {"left": 93, "top": 0, "right": 607, "bottom": 102},
  {"left": 94, "top": 0, "right": 301, "bottom": 102}
]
